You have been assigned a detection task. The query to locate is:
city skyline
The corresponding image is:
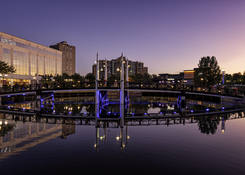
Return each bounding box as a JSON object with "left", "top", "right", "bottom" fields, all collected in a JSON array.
[{"left": 1, "top": 0, "right": 245, "bottom": 75}]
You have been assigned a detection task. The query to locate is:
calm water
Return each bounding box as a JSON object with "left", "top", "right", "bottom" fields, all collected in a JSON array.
[
  {"left": 1, "top": 112, "right": 245, "bottom": 174},
  {"left": 0, "top": 94, "right": 245, "bottom": 174}
]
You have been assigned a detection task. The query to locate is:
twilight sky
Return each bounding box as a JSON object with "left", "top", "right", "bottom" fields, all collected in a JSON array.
[{"left": 1, "top": 0, "right": 245, "bottom": 75}]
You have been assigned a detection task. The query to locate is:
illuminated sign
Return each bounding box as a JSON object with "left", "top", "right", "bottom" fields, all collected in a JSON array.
[{"left": 0, "top": 37, "right": 16, "bottom": 46}]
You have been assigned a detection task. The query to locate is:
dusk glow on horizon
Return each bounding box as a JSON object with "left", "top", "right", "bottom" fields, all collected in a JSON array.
[{"left": 1, "top": 0, "right": 245, "bottom": 75}]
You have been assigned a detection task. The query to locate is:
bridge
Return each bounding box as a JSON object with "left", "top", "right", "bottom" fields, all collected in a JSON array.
[{"left": 0, "top": 55, "right": 244, "bottom": 127}]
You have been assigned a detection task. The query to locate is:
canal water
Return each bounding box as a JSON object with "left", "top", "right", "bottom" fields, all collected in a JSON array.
[{"left": 0, "top": 112, "right": 245, "bottom": 174}]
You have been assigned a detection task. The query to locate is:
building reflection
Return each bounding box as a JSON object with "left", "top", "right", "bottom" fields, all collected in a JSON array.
[
  {"left": 0, "top": 115, "right": 76, "bottom": 160},
  {"left": 0, "top": 110, "right": 244, "bottom": 154},
  {"left": 61, "top": 120, "right": 76, "bottom": 139}
]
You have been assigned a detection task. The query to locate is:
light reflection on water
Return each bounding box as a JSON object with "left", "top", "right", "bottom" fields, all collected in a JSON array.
[
  {"left": 0, "top": 94, "right": 245, "bottom": 174},
  {"left": 0, "top": 111, "right": 245, "bottom": 174},
  {"left": 2, "top": 96, "right": 230, "bottom": 117}
]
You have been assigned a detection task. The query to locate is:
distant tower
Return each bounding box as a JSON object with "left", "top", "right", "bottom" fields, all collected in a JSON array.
[{"left": 50, "top": 41, "right": 76, "bottom": 75}]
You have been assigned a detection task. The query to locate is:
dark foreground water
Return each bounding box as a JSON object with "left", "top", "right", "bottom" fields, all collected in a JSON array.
[{"left": 1, "top": 112, "right": 245, "bottom": 174}]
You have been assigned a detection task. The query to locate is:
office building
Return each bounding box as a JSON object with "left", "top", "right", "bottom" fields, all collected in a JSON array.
[
  {"left": 0, "top": 32, "right": 62, "bottom": 86},
  {"left": 92, "top": 56, "right": 148, "bottom": 80},
  {"left": 50, "top": 41, "right": 75, "bottom": 75}
]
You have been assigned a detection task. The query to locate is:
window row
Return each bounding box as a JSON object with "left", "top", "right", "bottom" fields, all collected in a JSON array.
[{"left": 1, "top": 48, "right": 62, "bottom": 76}]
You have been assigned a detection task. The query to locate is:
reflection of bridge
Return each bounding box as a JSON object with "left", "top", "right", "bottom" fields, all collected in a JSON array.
[
  {"left": 1, "top": 111, "right": 244, "bottom": 127},
  {"left": 0, "top": 111, "right": 244, "bottom": 152}
]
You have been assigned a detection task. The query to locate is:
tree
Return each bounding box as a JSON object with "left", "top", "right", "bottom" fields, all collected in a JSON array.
[
  {"left": 232, "top": 72, "right": 243, "bottom": 84},
  {"left": 107, "top": 74, "right": 120, "bottom": 87},
  {"left": 197, "top": 116, "right": 220, "bottom": 135},
  {"left": 85, "top": 73, "right": 95, "bottom": 87},
  {"left": 243, "top": 72, "right": 245, "bottom": 84},
  {"left": 0, "top": 60, "right": 15, "bottom": 74},
  {"left": 194, "top": 56, "right": 221, "bottom": 89},
  {"left": 224, "top": 74, "right": 232, "bottom": 85},
  {"left": 85, "top": 73, "right": 95, "bottom": 82},
  {"left": 0, "top": 61, "right": 15, "bottom": 87},
  {"left": 41, "top": 75, "right": 53, "bottom": 88},
  {"left": 129, "top": 73, "right": 153, "bottom": 88},
  {"left": 71, "top": 73, "right": 85, "bottom": 87}
]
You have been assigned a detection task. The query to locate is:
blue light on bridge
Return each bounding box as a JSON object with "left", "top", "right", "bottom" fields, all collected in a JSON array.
[
  {"left": 144, "top": 113, "right": 148, "bottom": 115},
  {"left": 190, "top": 110, "right": 194, "bottom": 113},
  {"left": 206, "top": 108, "right": 210, "bottom": 112},
  {"left": 7, "top": 95, "right": 11, "bottom": 98},
  {"left": 221, "top": 107, "right": 225, "bottom": 110},
  {"left": 23, "top": 93, "right": 26, "bottom": 96}
]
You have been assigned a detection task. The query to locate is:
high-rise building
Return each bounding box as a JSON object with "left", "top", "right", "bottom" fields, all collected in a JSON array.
[
  {"left": 0, "top": 32, "right": 62, "bottom": 86},
  {"left": 50, "top": 41, "right": 75, "bottom": 75},
  {"left": 92, "top": 56, "right": 148, "bottom": 80}
]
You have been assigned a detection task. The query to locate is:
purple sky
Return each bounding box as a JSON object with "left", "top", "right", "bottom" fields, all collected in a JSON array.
[{"left": 1, "top": 0, "right": 245, "bottom": 75}]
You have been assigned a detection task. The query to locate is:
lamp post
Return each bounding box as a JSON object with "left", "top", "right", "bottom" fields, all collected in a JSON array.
[
  {"left": 95, "top": 53, "right": 100, "bottom": 123},
  {"left": 104, "top": 59, "right": 107, "bottom": 86},
  {"left": 222, "top": 70, "right": 225, "bottom": 85}
]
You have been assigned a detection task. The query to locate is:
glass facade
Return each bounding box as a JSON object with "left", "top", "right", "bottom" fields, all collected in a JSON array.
[
  {"left": 57, "top": 58, "right": 62, "bottom": 75},
  {"left": 30, "top": 54, "right": 37, "bottom": 76},
  {"left": 0, "top": 32, "right": 62, "bottom": 79},
  {"left": 38, "top": 55, "right": 45, "bottom": 75},
  {"left": 2, "top": 48, "right": 11, "bottom": 65},
  {"left": 13, "top": 50, "right": 29, "bottom": 75},
  {"left": 45, "top": 56, "right": 56, "bottom": 75}
]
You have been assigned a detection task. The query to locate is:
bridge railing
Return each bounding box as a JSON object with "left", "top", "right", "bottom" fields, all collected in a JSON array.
[{"left": 0, "top": 81, "right": 244, "bottom": 97}]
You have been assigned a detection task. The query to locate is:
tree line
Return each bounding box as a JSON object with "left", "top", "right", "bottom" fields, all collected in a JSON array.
[{"left": 1, "top": 57, "right": 245, "bottom": 90}]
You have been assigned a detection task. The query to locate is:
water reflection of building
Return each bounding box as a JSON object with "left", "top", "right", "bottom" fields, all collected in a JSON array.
[
  {"left": 0, "top": 118, "right": 76, "bottom": 159},
  {"left": 61, "top": 122, "right": 76, "bottom": 139}
]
